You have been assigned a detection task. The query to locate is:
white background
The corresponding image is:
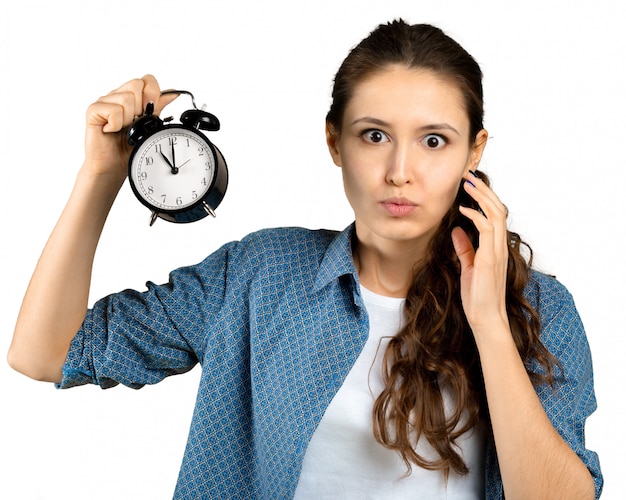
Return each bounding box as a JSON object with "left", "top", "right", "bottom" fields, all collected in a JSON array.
[{"left": 1, "top": 0, "right": 623, "bottom": 498}]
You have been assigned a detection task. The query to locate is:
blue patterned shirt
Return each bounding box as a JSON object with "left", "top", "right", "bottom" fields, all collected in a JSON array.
[{"left": 59, "top": 224, "right": 603, "bottom": 498}]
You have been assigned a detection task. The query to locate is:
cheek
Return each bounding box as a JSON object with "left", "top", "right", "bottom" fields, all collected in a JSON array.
[
  {"left": 424, "top": 169, "right": 464, "bottom": 209},
  {"left": 339, "top": 149, "right": 377, "bottom": 189},
  {"left": 432, "top": 150, "right": 471, "bottom": 191},
  {"left": 340, "top": 166, "right": 366, "bottom": 204},
  {"left": 339, "top": 145, "right": 370, "bottom": 172}
]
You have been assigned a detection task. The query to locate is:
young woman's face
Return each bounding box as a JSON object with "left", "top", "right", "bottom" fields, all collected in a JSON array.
[{"left": 328, "top": 65, "right": 487, "bottom": 254}]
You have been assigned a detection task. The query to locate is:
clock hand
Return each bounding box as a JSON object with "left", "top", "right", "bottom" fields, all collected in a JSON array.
[
  {"left": 159, "top": 151, "right": 179, "bottom": 174},
  {"left": 177, "top": 159, "right": 191, "bottom": 169},
  {"left": 171, "top": 142, "right": 176, "bottom": 169}
]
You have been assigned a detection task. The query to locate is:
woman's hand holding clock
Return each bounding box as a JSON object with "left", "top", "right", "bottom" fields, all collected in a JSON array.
[{"left": 82, "top": 75, "right": 177, "bottom": 184}]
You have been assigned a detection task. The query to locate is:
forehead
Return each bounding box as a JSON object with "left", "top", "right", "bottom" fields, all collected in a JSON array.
[{"left": 343, "top": 65, "right": 469, "bottom": 133}]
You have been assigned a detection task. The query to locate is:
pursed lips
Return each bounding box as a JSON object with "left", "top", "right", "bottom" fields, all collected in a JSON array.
[{"left": 380, "top": 196, "right": 418, "bottom": 217}]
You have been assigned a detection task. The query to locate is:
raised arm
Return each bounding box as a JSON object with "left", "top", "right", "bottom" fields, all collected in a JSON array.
[
  {"left": 8, "top": 75, "right": 177, "bottom": 383},
  {"left": 452, "top": 174, "right": 596, "bottom": 498}
]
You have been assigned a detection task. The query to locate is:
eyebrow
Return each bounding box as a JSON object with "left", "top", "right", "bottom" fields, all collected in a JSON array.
[{"left": 349, "top": 116, "right": 461, "bottom": 136}]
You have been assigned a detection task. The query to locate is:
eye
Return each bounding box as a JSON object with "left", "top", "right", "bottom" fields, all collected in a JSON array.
[
  {"left": 421, "top": 134, "right": 447, "bottom": 150},
  {"left": 361, "top": 129, "right": 390, "bottom": 144}
]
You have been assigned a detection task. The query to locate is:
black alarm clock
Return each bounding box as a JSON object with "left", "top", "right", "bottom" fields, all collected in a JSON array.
[{"left": 127, "top": 90, "right": 228, "bottom": 225}]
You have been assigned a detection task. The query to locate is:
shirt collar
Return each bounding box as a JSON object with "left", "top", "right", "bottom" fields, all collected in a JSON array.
[{"left": 313, "top": 223, "right": 359, "bottom": 292}]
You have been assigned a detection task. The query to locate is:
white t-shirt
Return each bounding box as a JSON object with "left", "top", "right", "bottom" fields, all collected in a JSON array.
[{"left": 294, "top": 286, "right": 485, "bottom": 499}]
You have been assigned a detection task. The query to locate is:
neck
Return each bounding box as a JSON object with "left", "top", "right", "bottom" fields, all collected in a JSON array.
[{"left": 353, "top": 235, "right": 427, "bottom": 298}]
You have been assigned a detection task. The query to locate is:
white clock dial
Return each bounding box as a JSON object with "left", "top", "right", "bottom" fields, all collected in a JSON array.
[{"left": 131, "top": 128, "right": 216, "bottom": 211}]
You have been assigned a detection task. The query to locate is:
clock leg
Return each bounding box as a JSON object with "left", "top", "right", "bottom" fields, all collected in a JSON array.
[{"left": 202, "top": 202, "right": 216, "bottom": 218}]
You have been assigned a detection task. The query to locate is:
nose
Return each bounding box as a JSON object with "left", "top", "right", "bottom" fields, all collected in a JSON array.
[{"left": 385, "top": 143, "right": 414, "bottom": 186}]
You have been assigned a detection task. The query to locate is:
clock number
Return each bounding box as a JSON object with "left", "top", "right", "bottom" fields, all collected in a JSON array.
[
  {"left": 201, "top": 177, "right": 207, "bottom": 186},
  {"left": 161, "top": 195, "right": 167, "bottom": 203},
  {"left": 169, "top": 137, "right": 178, "bottom": 146},
  {"left": 192, "top": 190, "right": 198, "bottom": 199},
  {"left": 198, "top": 147, "right": 205, "bottom": 156},
  {"left": 145, "top": 157, "right": 154, "bottom": 166},
  {"left": 139, "top": 171, "right": 148, "bottom": 181},
  {"left": 154, "top": 144, "right": 162, "bottom": 154},
  {"left": 148, "top": 186, "right": 154, "bottom": 194},
  {"left": 176, "top": 197, "right": 183, "bottom": 206}
]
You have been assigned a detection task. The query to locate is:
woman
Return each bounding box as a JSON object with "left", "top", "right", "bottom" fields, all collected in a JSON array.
[{"left": 8, "top": 20, "right": 601, "bottom": 499}]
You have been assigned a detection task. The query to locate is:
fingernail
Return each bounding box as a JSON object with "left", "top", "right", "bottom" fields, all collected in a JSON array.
[{"left": 465, "top": 179, "right": 476, "bottom": 188}]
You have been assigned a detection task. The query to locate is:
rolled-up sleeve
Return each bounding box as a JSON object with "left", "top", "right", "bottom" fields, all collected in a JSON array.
[
  {"left": 58, "top": 241, "right": 238, "bottom": 390},
  {"left": 530, "top": 273, "right": 603, "bottom": 497}
]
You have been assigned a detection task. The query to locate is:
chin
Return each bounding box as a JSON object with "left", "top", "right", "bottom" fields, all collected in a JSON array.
[{"left": 360, "top": 218, "right": 439, "bottom": 245}]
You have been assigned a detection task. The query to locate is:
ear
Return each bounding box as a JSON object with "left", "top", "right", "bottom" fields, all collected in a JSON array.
[
  {"left": 465, "top": 128, "right": 489, "bottom": 173},
  {"left": 325, "top": 122, "right": 342, "bottom": 167}
]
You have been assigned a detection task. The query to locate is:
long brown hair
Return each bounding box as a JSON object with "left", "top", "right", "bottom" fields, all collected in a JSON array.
[{"left": 327, "top": 20, "right": 559, "bottom": 476}]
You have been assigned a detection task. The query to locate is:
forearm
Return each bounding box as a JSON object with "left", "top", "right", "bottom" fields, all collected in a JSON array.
[
  {"left": 476, "top": 322, "right": 595, "bottom": 499},
  {"left": 7, "top": 75, "right": 176, "bottom": 383},
  {"left": 8, "top": 168, "right": 124, "bottom": 383}
]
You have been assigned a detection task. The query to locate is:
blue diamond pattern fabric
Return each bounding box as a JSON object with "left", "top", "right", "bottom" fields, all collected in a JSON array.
[{"left": 58, "top": 224, "right": 602, "bottom": 498}]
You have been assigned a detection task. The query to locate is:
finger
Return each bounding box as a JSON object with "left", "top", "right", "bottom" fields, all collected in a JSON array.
[
  {"left": 88, "top": 75, "right": 178, "bottom": 134},
  {"left": 451, "top": 226, "right": 475, "bottom": 271},
  {"left": 85, "top": 101, "right": 127, "bottom": 134},
  {"left": 458, "top": 204, "right": 497, "bottom": 256},
  {"left": 92, "top": 94, "right": 138, "bottom": 133},
  {"left": 463, "top": 176, "right": 508, "bottom": 252},
  {"left": 139, "top": 74, "right": 171, "bottom": 114},
  {"left": 137, "top": 74, "right": 180, "bottom": 116},
  {"left": 155, "top": 92, "right": 179, "bottom": 116},
  {"left": 138, "top": 74, "right": 160, "bottom": 109},
  {"left": 464, "top": 173, "right": 507, "bottom": 221},
  {"left": 459, "top": 202, "right": 509, "bottom": 285},
  {"left": 91, "top": 79, "right": 147, "bottom": 132},
  {"left": 102, "top": 75, "right": 166, "bottom": 122},
  {"left": 109, "top": 77, "right": 151, "bottom": 117}
]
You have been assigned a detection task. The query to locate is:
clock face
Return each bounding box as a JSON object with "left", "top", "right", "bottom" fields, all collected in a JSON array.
[{"left": 130, "top": 127, "right": 216, "bottom": 211}]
